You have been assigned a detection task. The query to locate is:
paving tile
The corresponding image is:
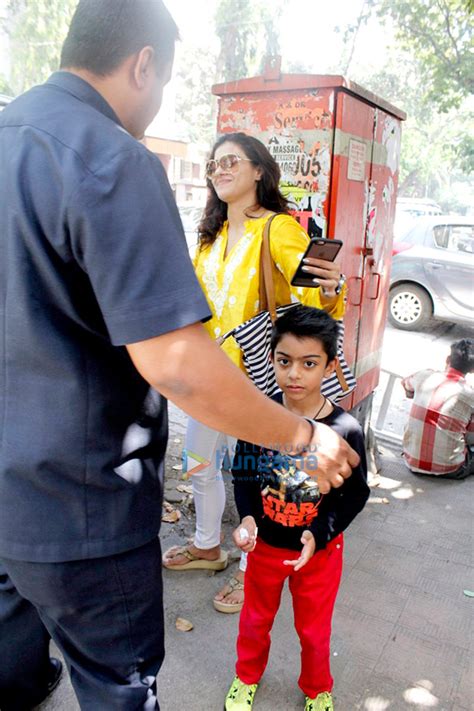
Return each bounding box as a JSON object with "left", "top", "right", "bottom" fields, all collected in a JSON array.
[
  {"left": 374, "top": 625, "right": 464, "bottom": 699},
  {"left": 337, "top": 566, "right": 411, "bottom": 624},
  {"left": 370, "top": 511, "right": 435, "bottom": 556},
  {"left": 332, "top": 604, "right": 396, "bottom": 670},
  {"left": 416, "top": 556, "right": 474, "bottom": 601},
  {"left": 346, "top": 506, "right": 387, "bottom": 538},
  {"left": 426, "top": 534, "right": 473, "bottom": 567},
  {"left": 397, "top": 588, "right": 472, "bottom": 650},
  {"left": 360, "top": 676, "right": 445, "bottom": 711},
  {"left": 440, "top": 506, "right": 474, "bottom": 536},
  {"left": 330, "top": 664, "right": 405, "bottom": 710},
  {"left": 355, "top": 540, "right": 426, "bottom": 587},
  {"left": 340, "top": 530, "right": 372, "bottom": 570},
  {"left": 451, "top": 658, "right": 474, "bottom": 710}
]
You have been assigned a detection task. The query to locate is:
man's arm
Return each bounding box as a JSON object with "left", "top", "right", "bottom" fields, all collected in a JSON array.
[
  {"left": 126, "top": 323, "right": 360, "bottom": 493},
  {"left": 401, "top": 374, "right": 415, "bottom": 399}
]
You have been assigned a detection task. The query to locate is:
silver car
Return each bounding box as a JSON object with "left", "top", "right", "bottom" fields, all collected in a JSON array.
[{"left": 389, "top": 215, "right": 474, "bottom": 330}]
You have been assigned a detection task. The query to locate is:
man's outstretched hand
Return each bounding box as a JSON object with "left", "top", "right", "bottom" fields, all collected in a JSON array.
[{"left": 301, "top": 421, "right": 360, "bottom": 494}]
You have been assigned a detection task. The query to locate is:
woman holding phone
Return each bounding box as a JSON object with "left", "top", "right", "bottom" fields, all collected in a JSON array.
[{"left": 163, "top": 133, "right": 346, "bottom": 613}]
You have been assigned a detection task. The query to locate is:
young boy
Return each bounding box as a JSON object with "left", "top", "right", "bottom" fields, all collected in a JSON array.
[{"left": 225, "top": 305, "right": 370, "bottom": 711}]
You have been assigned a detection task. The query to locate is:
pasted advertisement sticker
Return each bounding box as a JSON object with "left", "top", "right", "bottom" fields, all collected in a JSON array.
[
  {"left": 347, "top": 139, "right": 366, "bottom": 181},
  {"left": 266, "top": 134, "right": 330, "bottom": 239}
]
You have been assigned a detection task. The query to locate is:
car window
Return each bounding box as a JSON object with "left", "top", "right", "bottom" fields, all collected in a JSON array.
[
  {"left": 432, "top": 224, "right": 474, "bottom": 253},
  {"left": 449, "top": 225, "right": 474, "bottom": 253},
  {"left": 433, "top": 225, "right": 450, "bottom": 249}
]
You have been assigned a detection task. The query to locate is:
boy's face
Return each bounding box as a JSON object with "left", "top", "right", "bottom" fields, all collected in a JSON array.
[{"left": 272, "top": 334, "right": 336, "bottom": 403}]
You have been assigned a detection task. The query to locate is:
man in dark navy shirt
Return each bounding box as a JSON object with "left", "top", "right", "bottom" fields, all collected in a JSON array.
[{"left": 0, "top": 1, "right": 360, "bottom": 708}]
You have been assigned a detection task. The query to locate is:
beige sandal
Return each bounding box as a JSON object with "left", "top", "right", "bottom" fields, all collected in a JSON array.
[
  {"left": 213, "top": 576, "right": 244, "bottom": 614},
  {"left": 162, "top": 545, "right": 228, "bottom": 571}
]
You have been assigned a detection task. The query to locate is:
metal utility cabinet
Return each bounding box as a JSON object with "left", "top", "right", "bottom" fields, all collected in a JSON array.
[{"left": 212, "top": 61, "right": 406, "bottom": 417}]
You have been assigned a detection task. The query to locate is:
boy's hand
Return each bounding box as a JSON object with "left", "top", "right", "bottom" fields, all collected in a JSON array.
[
  {"left": 283, "top": 530, "right": 316, "bottom": 571},
  {"left": 232, "top": 516, "right": 258, "bottom": 553}
]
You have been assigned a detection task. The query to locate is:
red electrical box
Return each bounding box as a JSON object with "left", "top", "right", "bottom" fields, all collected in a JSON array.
[{"left": 212, "top": 60, "right": 406, "bottom": 416}]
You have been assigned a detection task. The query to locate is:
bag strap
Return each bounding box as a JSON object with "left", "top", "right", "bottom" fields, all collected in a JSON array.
[
  {"left": 261, "top": 213, "right": 351, "bottom": 393},
  {"left": 334, "top": 360, "right": 350, "bottom": 391},
  {"left": 259, "top": 213, "right": 279, "bottom": 322}
]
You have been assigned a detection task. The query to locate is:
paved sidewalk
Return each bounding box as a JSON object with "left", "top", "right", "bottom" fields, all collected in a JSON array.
[{"left": 39, "top": 406, "right": 473, "bottom": 711}]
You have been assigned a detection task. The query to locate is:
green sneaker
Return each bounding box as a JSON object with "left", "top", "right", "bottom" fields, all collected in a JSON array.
[
  {"left": 305, "top": 691, "right": 334, "bottom": 711},
  {"left": 225, "top": 675, "right": 258, "bottom": 710}
]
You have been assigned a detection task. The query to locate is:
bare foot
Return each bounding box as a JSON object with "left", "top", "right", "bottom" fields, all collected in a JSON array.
[
  {"left": 163, "top": 543, "right": 221, "bottom": 566},
  {"left": 214, "top": 569, "right": 245, "bottom": 605}
]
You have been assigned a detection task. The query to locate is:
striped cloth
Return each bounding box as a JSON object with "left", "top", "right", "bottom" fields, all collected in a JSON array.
[
  {"left": 402, "top": 367, "right": 474, "bottom": 475},
  {"left": 225, "top": 304, "right": 356, "bottom": 402}
]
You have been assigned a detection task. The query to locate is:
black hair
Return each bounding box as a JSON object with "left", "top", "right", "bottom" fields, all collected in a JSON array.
[
  {"left": 270, "top": 305, "right": 339, "bottom": 363},
  {"left": 60, "top": 0, "right": 179, "bottom": 75},
  {"left": 198, "top": 132, "right": 289, "bottom": 248},
  {"left": 449, "top": 338, "right": 474, "bottom": 374}
]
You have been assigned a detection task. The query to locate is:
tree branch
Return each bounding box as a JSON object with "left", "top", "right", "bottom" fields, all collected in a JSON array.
[{"left": 437, "top": 0, "right": 462, "bottom": 65}]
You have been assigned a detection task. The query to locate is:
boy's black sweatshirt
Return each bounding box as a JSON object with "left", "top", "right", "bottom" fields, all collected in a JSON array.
[{"left": 232, "top": 394, "right": 370, "bottom": 551}]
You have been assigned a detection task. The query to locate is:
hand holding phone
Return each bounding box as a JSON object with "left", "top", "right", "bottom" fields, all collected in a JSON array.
[{"left": 291, "top": 237, "right": 343, "bottom": 288}]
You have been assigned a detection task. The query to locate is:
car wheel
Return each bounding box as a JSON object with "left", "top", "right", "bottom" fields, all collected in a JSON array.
[{"left": 388, "top": 284, "right": 432, "bottom": 331}]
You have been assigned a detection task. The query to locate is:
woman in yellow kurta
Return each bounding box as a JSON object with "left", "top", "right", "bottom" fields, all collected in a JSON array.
[{"left": 163, "top": 133, "right": 346, "bottom": 611}]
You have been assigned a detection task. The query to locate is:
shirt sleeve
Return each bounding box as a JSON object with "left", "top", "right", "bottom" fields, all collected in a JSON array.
[
  {"left": 268, "top": 215, "right": 346, "bottom": 319},
  {"left": 403, "top": 369, "right": 434, "bottom": 397},
  {"left": 309, "top": 421, "right": 370, "bottom": 550},
  {"left": 66, "top": 147, "right": 211, "bottom": 345},
  {"left": 232, "top": 440, "right": 264, "bottom": 522}
]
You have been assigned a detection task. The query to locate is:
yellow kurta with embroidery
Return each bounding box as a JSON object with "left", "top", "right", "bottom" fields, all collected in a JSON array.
[{"left": 193, "top": 214, "right": 346, "bottom": 371}]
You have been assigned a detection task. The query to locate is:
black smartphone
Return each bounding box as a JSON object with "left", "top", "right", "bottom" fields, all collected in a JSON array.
[{"left": 291, "top": 237, "right": 343, "bottom": 288}]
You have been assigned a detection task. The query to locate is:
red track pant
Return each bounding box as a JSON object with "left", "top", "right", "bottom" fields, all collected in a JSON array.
[{"left": 235, "top": 535, "right": 343, "bottom": 698}]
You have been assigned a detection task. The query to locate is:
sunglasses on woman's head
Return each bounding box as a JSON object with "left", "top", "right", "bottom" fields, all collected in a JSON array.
[{"left": 205, "top": 153, "right": 252, "bottom": 177}]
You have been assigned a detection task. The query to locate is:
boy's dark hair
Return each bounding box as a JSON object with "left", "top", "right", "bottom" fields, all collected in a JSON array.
[
  {"left": 270, "top": 305, "right": 339, "bottom": 363},
  {"left": 60, "top": 0, "right": 179, "bottom": 76},
  {"left": 449, "top": 338, "right": 474, "bottom": 374}
]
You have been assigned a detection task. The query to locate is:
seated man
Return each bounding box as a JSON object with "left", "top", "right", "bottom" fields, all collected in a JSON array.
[{"left": 402, "top": 339, "right": 474, "bottom": 479}]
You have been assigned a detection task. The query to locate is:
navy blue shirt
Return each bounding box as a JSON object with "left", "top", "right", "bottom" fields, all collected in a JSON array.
[{"left": 0, "top": 72, "right": 211, "bottom": 562}]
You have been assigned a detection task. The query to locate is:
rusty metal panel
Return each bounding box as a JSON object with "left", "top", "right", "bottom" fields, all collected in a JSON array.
[
  {"left": 329, "top": 92, "right": 402, "bottom": 407},
  {"left": 328, "top": 92, "right": 376, "bottom": 408},
  {"left": 214, "top": 77, "right": 403, "bottom": 410},
  {"left": 356, "top": 108, "right": 402, "bottom": 399},
  {"left": 216, "top": 89, "right": 336, "bottom": 239}
]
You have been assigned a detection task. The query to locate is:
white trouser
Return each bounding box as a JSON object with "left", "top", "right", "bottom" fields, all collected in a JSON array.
[{"left": 185, "top": 417, "right": 247, "bottom": 572}]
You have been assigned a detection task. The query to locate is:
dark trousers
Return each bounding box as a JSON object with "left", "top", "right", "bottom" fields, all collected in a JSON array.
[
  {"left": 0, "top": 564, "right": 52, "bottom": 710},
  {"left": 0, "top": 537, "right": 165, "bottom": 710},
  {"left": 411, "top": 446, "right": 474, "bottom": 480}
]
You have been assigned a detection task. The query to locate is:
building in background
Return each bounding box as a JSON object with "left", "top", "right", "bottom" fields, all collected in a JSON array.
[{"left": 143, "top": 134, "right": 208, "bottom": 207}]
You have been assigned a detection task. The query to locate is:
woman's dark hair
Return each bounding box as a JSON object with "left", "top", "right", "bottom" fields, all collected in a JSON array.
[
  {"left": 60, "top": 0, "right": 179, "bottom": 76},
  {"left": 198, "top": 132, "right": 289, "bottom": 248},
  {"left": 270, "top": 305, "right": 339, "bottom": 363},
  {"left": 449, "top": 338, "right": 474, "bottom": 374}
]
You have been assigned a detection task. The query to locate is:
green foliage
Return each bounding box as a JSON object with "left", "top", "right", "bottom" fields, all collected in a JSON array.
[
  {"left": 371, "top": 0, "right": 473, "bottom": 112},
  {"left": 6, "top": 0, "right": 76, "bottom": 95},
  {"left": 339, "top": 0, "right": 473, "bottom": 211},
  {"left": 0, "top": 75, "right": 13, "bottom": 95},
  {"left": 214, "top": 0, "right": 284, "bottom": 82},
  {"left": 174, "top": 45, "right": 218, "bottom": 144},
  {"left": 453, "top": 132, "right": 474, "bottom": 174}
]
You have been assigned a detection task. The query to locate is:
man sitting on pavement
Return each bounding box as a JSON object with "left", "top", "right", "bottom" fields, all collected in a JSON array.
[{"left": 402, "top": 338, "right": 474, "bottom": 479}]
